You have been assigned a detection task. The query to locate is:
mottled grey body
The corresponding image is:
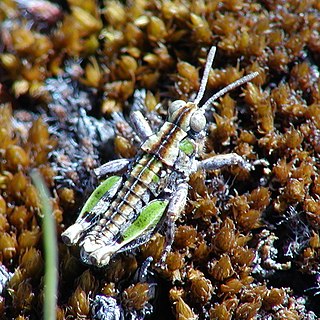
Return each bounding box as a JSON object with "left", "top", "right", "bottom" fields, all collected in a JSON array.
[{"left": 79, "top": 107, "right": 197, "bottom": 265}]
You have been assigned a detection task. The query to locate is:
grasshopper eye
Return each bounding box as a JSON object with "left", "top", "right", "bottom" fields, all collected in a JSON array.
[
  {"left": 168, "top": 100, "right": 186, "bottom": 115},
  {"left": 190, "top": 111, "right": 206, "bottom": 132}
]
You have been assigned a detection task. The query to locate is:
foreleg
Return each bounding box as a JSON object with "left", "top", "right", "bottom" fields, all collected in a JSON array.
[
  {"left": 159, "top": 182, "right": 189, "bottom": 267},
  {"left": 196, "top": 153, "right": 252, "bottom": 172}
]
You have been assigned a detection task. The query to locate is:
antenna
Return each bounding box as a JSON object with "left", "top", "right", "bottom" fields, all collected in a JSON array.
[
  {"left": 200, "top": 71, "right": 259, "bottom": 111},
  {"left": 193, "top": 46, "right": 217, "bottom": 105}
]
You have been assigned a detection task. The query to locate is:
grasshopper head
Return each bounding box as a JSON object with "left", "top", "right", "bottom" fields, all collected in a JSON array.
[
  {"left": 167, "top": 46, "right": 258, "bottom": 134},
  {"left": 167, "top": 100, "right": 206, "bottom": 134}
]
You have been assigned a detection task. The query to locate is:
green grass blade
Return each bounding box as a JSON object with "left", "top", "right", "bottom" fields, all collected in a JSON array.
[{"left": 31, "top": 170, "right": 58, "bottom": 320}]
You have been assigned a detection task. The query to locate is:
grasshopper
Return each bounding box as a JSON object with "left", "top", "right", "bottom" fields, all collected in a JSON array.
[{"left": 61, "top": 46, "right": 258, "bottom": 267}]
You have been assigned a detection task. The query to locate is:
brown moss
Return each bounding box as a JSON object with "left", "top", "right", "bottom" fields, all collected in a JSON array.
[
  {"left": 209, "top": 255, "right": 235, "bottom": 281},
  {"left": 235, "top": 301, "right": 262, "bottom": 319},
  {"left": 263, "top": 288, "right": 286, "bottom": 310},
  {"left": 140, "top": 233, "right": 165, "bottom": 263},
  {"left": 11, "top": 280, "right": 34, "bottom": 313},
  {"left": 188, "top": 269, "right": 213, "bottom": 303},
  {"left": 213, "top": 221, "right": 234, "bottom": 251},
  {"left": 172, "top": 296, "right": 198, "bottom": 320},
  {"left": 220, "top": 278, "right": 243, "bottom": 295},
  {"left": 68, "top": 285, "right": 90, "bottom": 318},
  {"left": 0, "top": 232, "right": 18, "bottom": 261},
  {"left": 122, "top": 282, "right": 150, "bottom": 311},
  {"left": 76, "top": 269, "right": 98, "bottom": 294},
  {"left": 18, "top": 227, "right": 41, "bottom": 250},
  {"left": 174, "top": 225, "right": 198, "bottom": 249},
  {"left": 104, "top": 255, "right": 137, "bottom": 283},
  {"left": 101, "top": 282, "right": 117, "bottom": 296},
  {"left": 165, "top": 251, "right": 185, "bottom": 273}
]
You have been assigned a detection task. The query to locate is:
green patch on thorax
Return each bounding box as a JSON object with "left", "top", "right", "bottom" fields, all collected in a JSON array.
[{"left": 179, "top": 138, "right": 194, "bottom": 155}]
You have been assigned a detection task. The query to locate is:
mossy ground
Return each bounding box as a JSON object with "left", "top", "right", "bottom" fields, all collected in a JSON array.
[{"left": 0, "top": 0, "right": 319, "bottom": 319}]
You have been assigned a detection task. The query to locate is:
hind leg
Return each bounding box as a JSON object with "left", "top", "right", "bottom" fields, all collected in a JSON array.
[{"left": 158, "top": 182, "right": 189, "bottom": 268}]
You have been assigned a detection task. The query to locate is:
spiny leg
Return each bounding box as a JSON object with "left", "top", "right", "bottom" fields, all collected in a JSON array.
[
  {"left": 159, "top": 182, "right": 189, "bottom": 268},
  {"left": 94, "top": 158, "right": 131, "bottom": 179},
  {"left": 197, "top": 153, "right": 252, "bottom": 172}
]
